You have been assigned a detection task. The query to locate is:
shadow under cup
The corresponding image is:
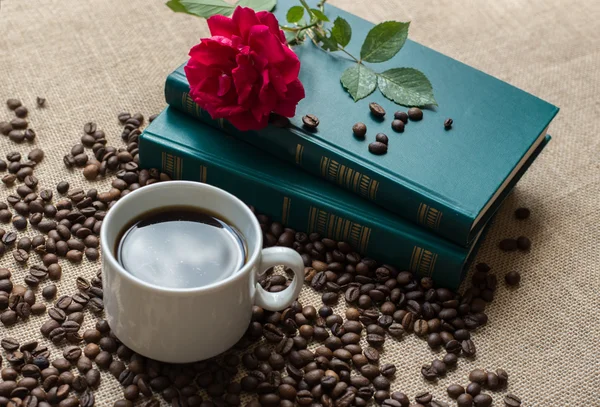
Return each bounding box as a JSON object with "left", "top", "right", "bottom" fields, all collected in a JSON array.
[{"left": 100, "top": 181, "right": 263, "bottom": 362}]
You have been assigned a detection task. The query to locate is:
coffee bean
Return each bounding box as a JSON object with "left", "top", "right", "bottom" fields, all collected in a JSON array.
[
  {"left": 469, "top": 369, "right": 486, "bottom": 384},
  {"left": 85, "top": 369, "right": 101, "bottom": 388},
  {"left": 27, "top": 147, "right": 44, "bottom": 163},
  {"left": 471, "top": 394, "right": 492, "bottom": 407},
  {"left": 485, "top": 372, "right": 499, "bottom": 390},
  {"left": 66, "top": 250, "right": 83, "bottom": 263},
  {"left": 391, "top": 119, "right": 405, "bottom": 132},
  {"left": 420, "top": 364, "right": 437, "bottom": 381},
  {"left": 407, "top": 107, "right": 423, "bottom": 121},
  {"left": 496, "top": 368, "right": 508, "bottom": 386},
  {"left": 414, "top": 319, "right": 428, "bottom": 336},
  {"left": 365, "top": 334, "right": 384, "bottom": 347},
  {"left": 14, "top": 105, "right": 28, "bottom": 118},
  {"left": 504, "top": 271, "right": 521, "bottom": 286},
  {"left": 369, "top": 102, "right": 385, "bottom": 118},
  {"left": 368, "top": 142, "right": 387, "bottom": 155},
  {"left": 40, "top": 319, "right": 60, "bottom": 337},
  {"left": 302, "top": 114, "right": 319, "bottom": 130},
  {"left": 461, "top": 339, "right": 476, "bottom": 356},
  {"left": 9, "top": 130, "right": 25, "bottom": 142},
  {"left": 467, "top": 382, "right": 481, "bottom": 396},
  {"left": 415, "top": 391, "right": 432, "bottom": 404},
  {"left": 379, "top": 363, "right": 396, "bottom": 377},
  {"left": 516, "top": 236, "right": 531, "bottom": 251},
  {"left": 2, "top": 232, "right": 16, "bottom": 246},
  {"left": 448, "top": 384, "right": 465, "bottom": 399},
  {"left": 84, "top": 122, "right": 97, "bottom": 135},
  {"left": 352, "top": 123, "right": 367, "bottom": 139},
  {"left": 0, "top": 122, "right": 12, "bottom": 135},
  {"left": 83, "top": 165, "right": 99, "bottom": 180},
  {"left": 444, "top": 118, "right": 453, "bottom": 129},
  {"left": 504, "top": 394, "right": 521, "bottom": 406},
  {"left": 74, "top": 153, "right": 88, "bottom": 167},
  {"left": 24, "top": 128, "right": 36, "bottom": 141},
  {"left": 11, "top": 117, "right": 28, "bottom": 129},
  {"left": 63, "top": 346, "right": 82, "bottom": 361},
  {"left": 95, "top": 351, "right": 112, "bottom": 369},
  {"left": 2, "top": 338, "right": 20, "bottom": 351},
  {"left": 375, "top": 133, "right": 389, "bottom": 145},
  {"left": 12, "top": 248, "right": 29, "bottom": 263},
  {"left": 1, "top": 174, "right": 16, "bottom": 185},
  {"left": 7, "top": 98, "right": 22, "bottom": 110},
  {"left": 57, "top": 182, "right": 70, "bottom": 195}
]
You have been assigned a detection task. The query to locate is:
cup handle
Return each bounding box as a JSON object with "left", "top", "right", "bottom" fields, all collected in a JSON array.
[{"left": 254, "top": 247, "right": 304, "bottom": 311}]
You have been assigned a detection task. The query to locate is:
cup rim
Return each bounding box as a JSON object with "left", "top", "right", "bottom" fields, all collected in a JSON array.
[{"left": 100, "top": 181, "right": 263, "bottom": 294}]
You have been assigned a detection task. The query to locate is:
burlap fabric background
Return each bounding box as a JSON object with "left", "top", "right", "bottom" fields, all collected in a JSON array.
[{"left": 1, "top": 0, "right": 599, "bottom": 406}]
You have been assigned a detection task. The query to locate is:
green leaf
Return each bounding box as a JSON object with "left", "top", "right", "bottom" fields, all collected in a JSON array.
[
  {"left": 331, "top": 17, "right": 352, "bottom": 47},
  {"left": 286, "top": 6, "right": 304, "bottom": 23},
  {"left": 340, "top": 64, "right": 378, "bottom": 102},
  {"left": 320, "top": 35, "right": 338, "bottom": 51},
  {"left": 313, "top": 30, "right": 337, "bottom": 51},
  {"left": 377, "top": 68, "right": 437, "bottom": 107},
  {"left": 299, "top": 0, "right": 312, "bottom": 15},
  {"left": 310, "top": 8, "right": 329, "bottom": 22},
  {"left": 166, "top": 0, "right": 189, "bottom": 13},
  {"left": 237, "top": 0, "right": 277, "bottom": 11},
  {"left": 360, "top": 21, "right": 410, "bottom": 63},
  {"left": 173, "top": 0, "right": 236, "bottom": 18}
]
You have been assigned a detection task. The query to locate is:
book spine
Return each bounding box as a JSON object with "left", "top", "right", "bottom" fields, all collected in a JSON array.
[
  {"left": 139, "top": 132, "right": 469, "bottom": 290},
  {"left": 165, "top": 71, "right": 473, "bottom": 247}
]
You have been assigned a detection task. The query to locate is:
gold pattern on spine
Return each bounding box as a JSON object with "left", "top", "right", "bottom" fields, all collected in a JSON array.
[
  {"left": 281, "top": 197, "right": 291, "bottom": 225},
  {"left": 307, "top": 207, "right": 371, "bottom": 253},
  {"left": 319, "top": 157, "right": 379, "bottom": 200},
  {"left": 161, "top": 152, "right": 182, "bottom": 179},
  {"left": 295, "top": 145, "right": 304, "bottom": 165},
  {"left": 417, "top": 203, "right": 443, "bottom": 230},
  {"left": 199, "top": 165, "right": 207, "bottom": 183},
  {"left": 183, "top": 93, "right": 201, "bottom": 118},
  {"left": 409, "top": 246, "right": 439, "bottom": 277}
]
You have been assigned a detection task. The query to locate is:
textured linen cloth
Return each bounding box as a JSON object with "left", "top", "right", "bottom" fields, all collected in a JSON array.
[{"left": 0, "top": 0, "right": 599, "bottom": 405}]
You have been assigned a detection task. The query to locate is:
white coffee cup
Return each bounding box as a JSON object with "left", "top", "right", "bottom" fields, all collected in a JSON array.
[{"left": 100, "top": 181, "right": 304, "bottom": 363}]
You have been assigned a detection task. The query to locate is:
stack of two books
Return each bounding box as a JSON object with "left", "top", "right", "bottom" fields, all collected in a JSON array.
[{"left": 139, "top": 3, "right": 557, "bottom": 290}]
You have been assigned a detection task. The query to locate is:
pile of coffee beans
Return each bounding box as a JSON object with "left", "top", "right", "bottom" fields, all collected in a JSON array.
[
  {"left": 1, "top": 99, "right": 36, "bottom": 143},
  {"left": 0, "top": 98, "right": 524, "bottom": 407},
  {"left": 443, "top": 367, "right": 514, "bottom": 407},
  {"left": 354, "top": 103, "right": 427, "bottom": 155}
]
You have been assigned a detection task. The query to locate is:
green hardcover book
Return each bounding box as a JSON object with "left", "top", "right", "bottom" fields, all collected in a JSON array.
[
  {"left": 165, "top": 0, "right": 558, "bottom": 247},
  {"left": 139, "top": 108, "right": 550, "bottom": 289}
]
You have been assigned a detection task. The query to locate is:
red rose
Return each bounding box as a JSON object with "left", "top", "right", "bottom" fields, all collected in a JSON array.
[{"left": 185, "top": 7, "right": 305, "bottom": 131}]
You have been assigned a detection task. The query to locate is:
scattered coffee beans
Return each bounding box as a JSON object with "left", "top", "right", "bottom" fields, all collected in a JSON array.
[
  {"left": 516, "top": 236, "right": 531, "bottom": 251},
  {"left": 375, "top": 133, "right": 389, "bottom": 145},
  {"left": 391, "top": 119, "right": 405, "bottom": 132},
  {"left": 504, "top": 394, "right": 522, "bottom": 406},
  {"left": 444, "top": 118, "right": 453, "bottom": 129},
  {"left": 302, "top": 114, "right": 319, "bottom": 130},
  {"left": 352, "top": 122, "right": 367, "bottom": 139},
  {"left": 6, "top": 98, "right": 22, "bottom": 110},
  {"left": 369, "top": 141, "right": 388, "bottom": 155},
  {"left": 505, "top": 271, "right": 521, "bottom": 286},
  {"left": 369, "top": 102, "right": 386, "bottom": 118},
  {"left": 394, "top": 111, "right": 408, "bottom": 123},
  {"left": 408, "top": 107, "right": 423, "bottom": 121}
]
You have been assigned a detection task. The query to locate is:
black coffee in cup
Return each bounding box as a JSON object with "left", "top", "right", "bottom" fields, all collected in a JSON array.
[{"left": 116, "top": 206, "right": 247, "bottom": 288}]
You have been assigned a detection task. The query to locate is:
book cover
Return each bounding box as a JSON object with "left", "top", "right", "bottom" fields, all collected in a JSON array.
[
  {"left": 165, "top": 0, "right": 558, "bottom": 247},
  {"left": 139, "top": 108, "right": 549, "bottom": 289}
]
